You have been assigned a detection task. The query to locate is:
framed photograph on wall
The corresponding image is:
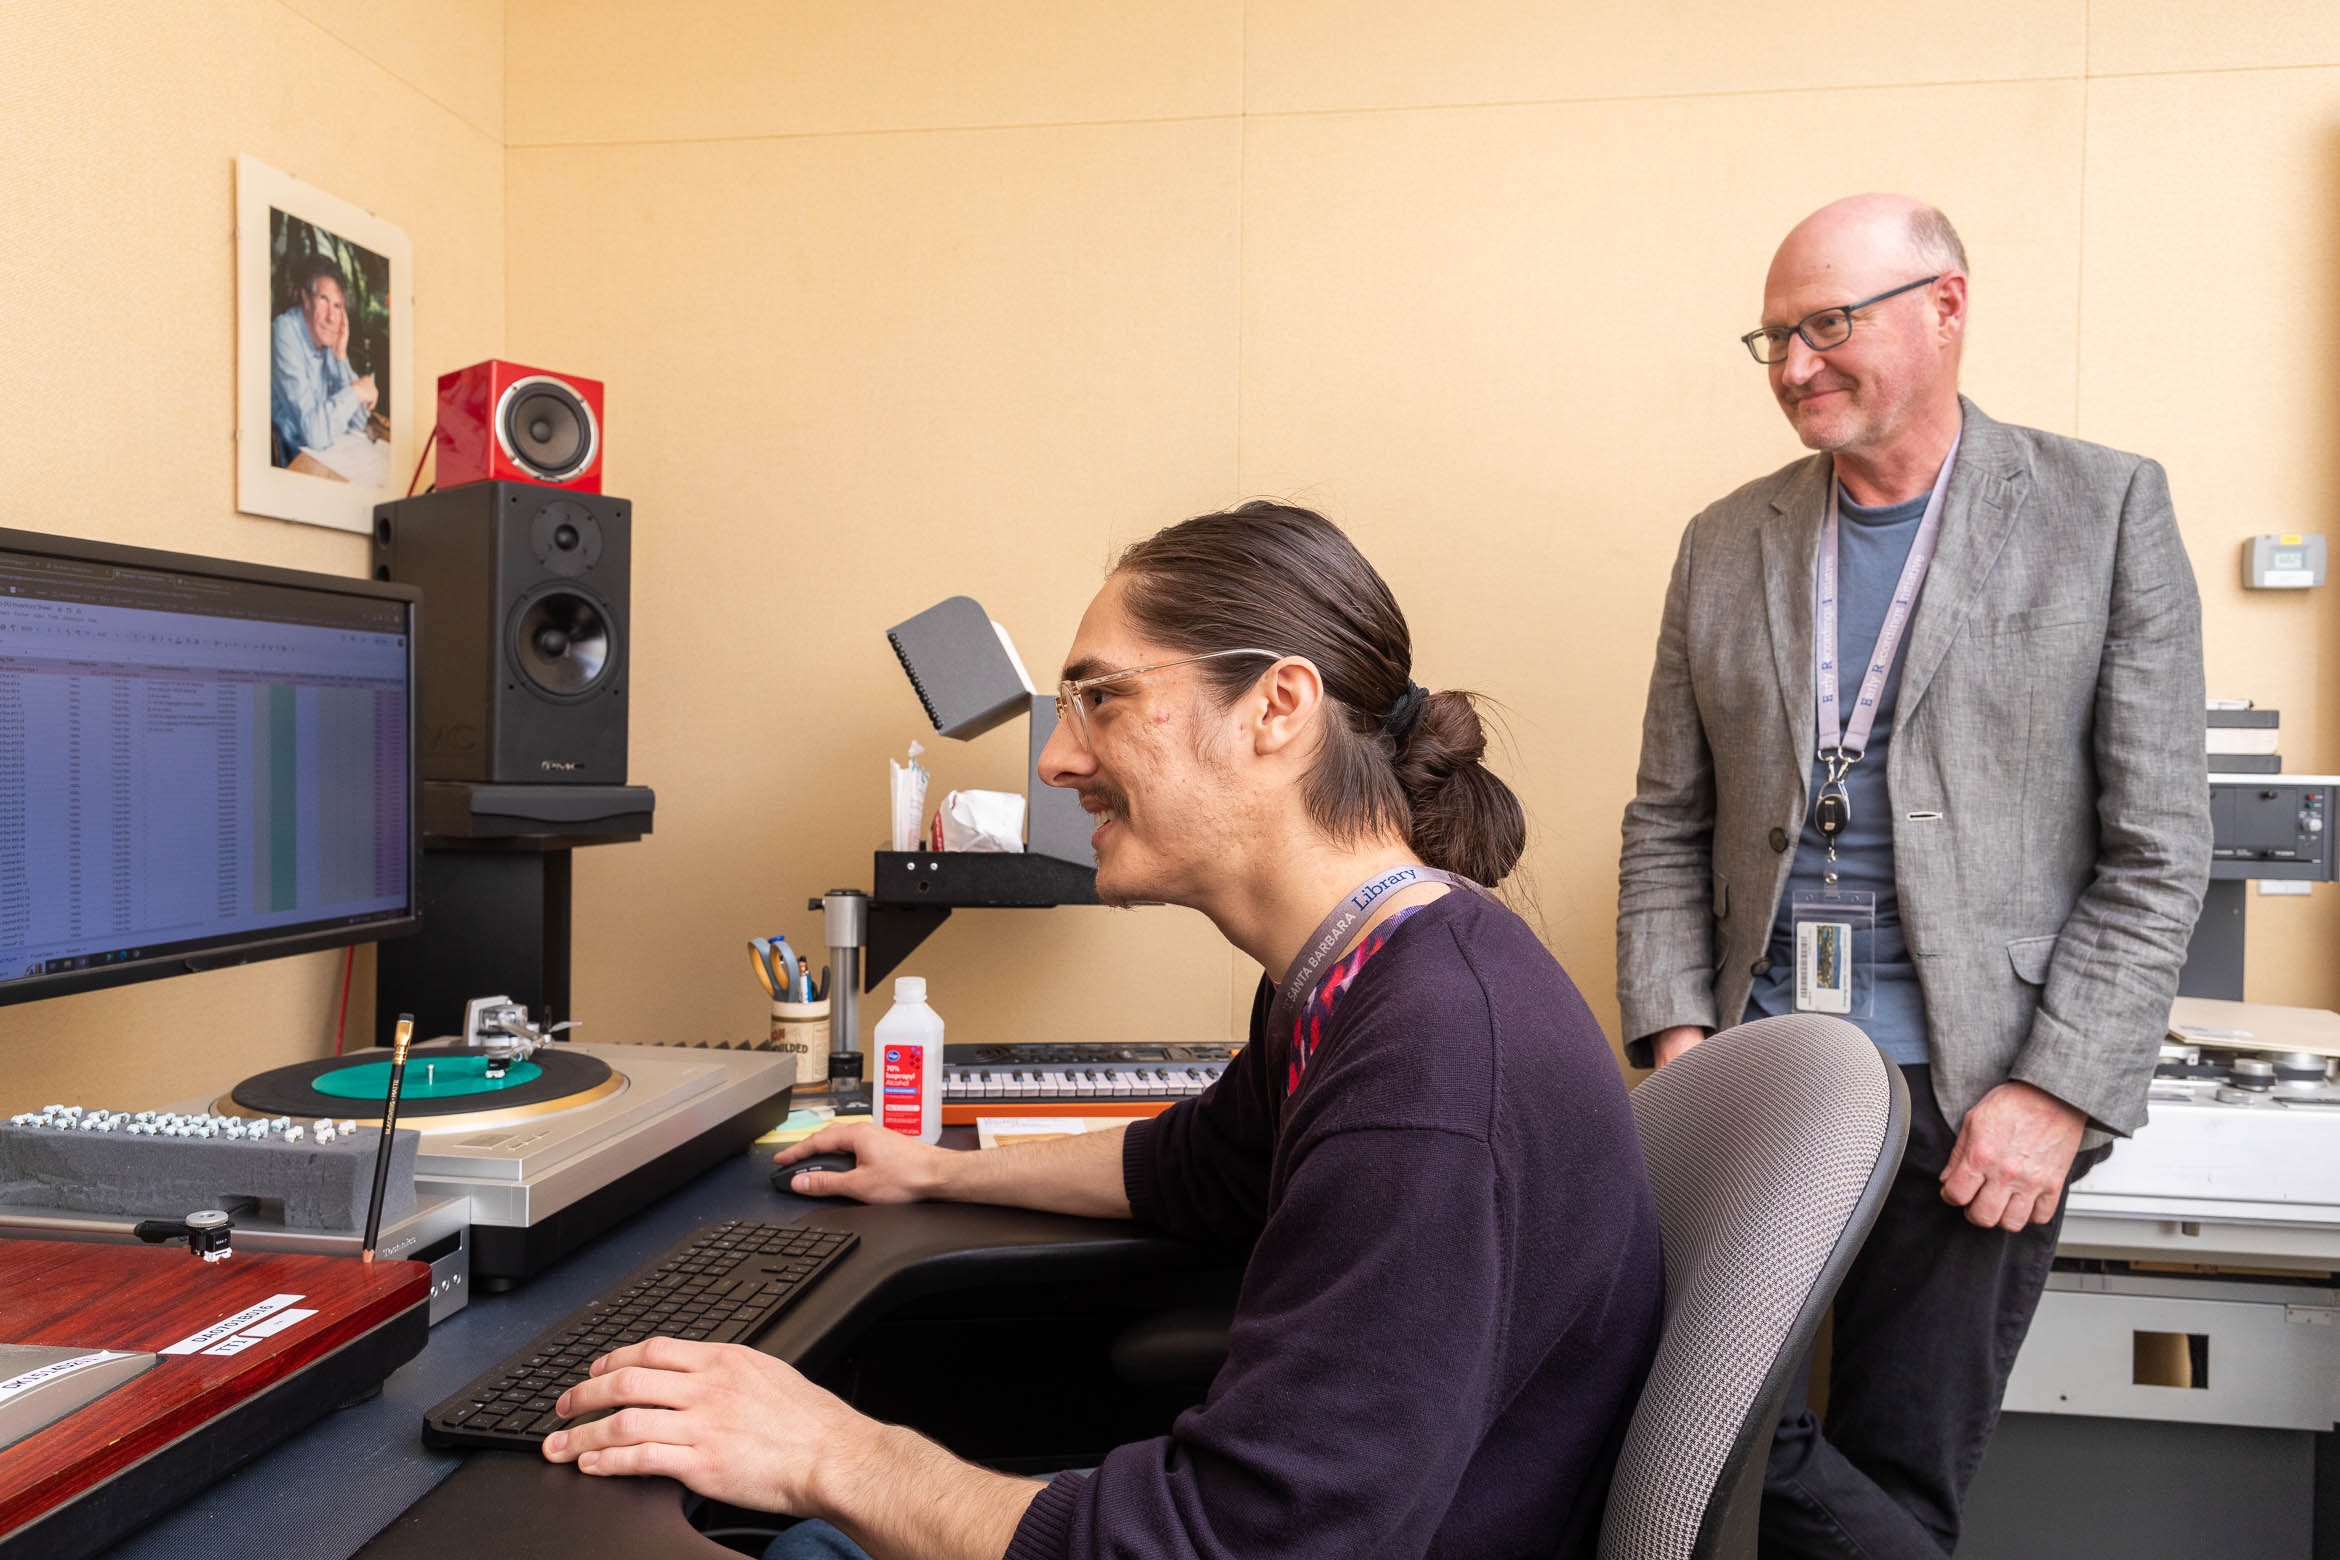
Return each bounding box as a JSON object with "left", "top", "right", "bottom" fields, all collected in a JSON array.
[{"left": 235, "top": 154, "right": 414, "bottom": 533}]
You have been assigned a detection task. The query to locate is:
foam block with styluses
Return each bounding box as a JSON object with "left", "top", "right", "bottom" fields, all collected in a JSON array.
[{"left": 0, "top": 1125, "right": 420, "bottom": 1231}]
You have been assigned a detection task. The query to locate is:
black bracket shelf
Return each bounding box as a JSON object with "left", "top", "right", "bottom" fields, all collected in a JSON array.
[
  {"left": 420, "top": 781, "right": 655, "bottom": 849},
  {"left": 855, "top": 850, "right": 1099, "bottom": 987}
]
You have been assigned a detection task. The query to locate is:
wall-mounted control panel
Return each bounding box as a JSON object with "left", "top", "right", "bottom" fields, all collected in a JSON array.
[
  {"left": 2210, "top": 776, "right": 2332, "bottom": 881},
  {"left": 2243, "top": 533, "right": 2326, "bottom": 589}
]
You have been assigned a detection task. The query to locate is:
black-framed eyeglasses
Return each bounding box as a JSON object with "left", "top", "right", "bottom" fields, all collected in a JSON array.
[{"left": 1739, "top": 275, "right": 1941, "bottom": 364}]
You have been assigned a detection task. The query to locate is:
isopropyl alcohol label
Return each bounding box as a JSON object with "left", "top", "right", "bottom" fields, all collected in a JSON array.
[{"left": 881, "top": 1044, "right": 923, "bottom": 1136}]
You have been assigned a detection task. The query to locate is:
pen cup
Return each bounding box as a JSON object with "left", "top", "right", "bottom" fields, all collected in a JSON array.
[{"left": 770, "top": 999, "right": 831, "bottom": 1093}]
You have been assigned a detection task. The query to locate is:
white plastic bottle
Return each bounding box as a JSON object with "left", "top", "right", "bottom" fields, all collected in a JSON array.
[{"left": 873, "top": 976, "right": 944, "bottom": 1145}]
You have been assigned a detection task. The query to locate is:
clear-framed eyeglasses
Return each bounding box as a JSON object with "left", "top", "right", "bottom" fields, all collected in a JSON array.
[
  {"left": 1053, "top": 648, "right": 1282, "bottom": 749},
  {"left": 1739, "top": 275, "right": 1941, "bottom": 364}
]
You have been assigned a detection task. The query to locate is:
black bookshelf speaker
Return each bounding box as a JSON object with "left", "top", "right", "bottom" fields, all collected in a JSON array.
[{"left": 372, "top": 482, "right": 630, "bottom": 784}]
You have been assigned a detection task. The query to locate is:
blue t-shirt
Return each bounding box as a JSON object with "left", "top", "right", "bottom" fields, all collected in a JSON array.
[{"left": 1744, "top": 484, "right": 1931, "bottom": 1064}]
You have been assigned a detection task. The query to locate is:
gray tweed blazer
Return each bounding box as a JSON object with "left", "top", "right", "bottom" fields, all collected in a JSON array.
[{"left": 1616, "top": 397, "right": 2210, "bottom": 1138}]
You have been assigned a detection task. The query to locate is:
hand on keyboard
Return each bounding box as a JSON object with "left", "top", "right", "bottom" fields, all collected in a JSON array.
[
  {"left": 773, "top": 1118, "right": 949, "bottom": 1204},
  {"left": 422, "top": 1221, "right": 857, "bottom": 1452},
  {"left": 542, "top": 1336, "right": 858, "bottom": 1513}
]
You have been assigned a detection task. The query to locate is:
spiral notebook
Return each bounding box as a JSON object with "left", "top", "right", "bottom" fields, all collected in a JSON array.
[{"left": 886, "top": 595, "right": 1035, "bottom": 739}]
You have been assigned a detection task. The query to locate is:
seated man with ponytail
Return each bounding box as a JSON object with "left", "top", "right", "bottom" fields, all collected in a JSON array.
[{"left": 541, "top": 503, "right": 1666, "bottom": 1560}]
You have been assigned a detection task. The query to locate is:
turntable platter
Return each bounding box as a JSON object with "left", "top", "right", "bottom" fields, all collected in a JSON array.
[
  {"left": 314, "top": 1053, "right": 542, "bottom": 1099},
  {"left": 226, "top": 1044, "right": 621, "bottom": 1124}
]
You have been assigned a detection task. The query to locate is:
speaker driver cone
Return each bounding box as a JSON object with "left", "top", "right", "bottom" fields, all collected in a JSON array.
[
  {"left": 513, "top": 590, "right": 611, "bottom": 696},
  {"left": 495, "top": 375, "right": 598, "bottom": 481}
]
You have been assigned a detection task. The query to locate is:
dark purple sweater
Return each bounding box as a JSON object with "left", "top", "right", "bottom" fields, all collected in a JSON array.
[{"left": 1004, "top": 890, "right": 1665, "bottom": 1560}]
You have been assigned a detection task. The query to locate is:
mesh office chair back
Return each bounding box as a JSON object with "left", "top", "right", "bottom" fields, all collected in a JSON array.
[{"left": 1597, "top": 1014, "right": 1909, "bottom": 1560}]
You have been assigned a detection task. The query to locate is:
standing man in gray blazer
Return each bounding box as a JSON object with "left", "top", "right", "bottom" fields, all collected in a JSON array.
[{"left": 1617, "top": 193, "right": 2210, "bottom": 1556}]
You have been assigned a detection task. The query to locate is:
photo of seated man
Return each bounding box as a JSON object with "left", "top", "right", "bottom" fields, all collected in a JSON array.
[
  {"left": 268, "top": 240, "right": 386, "bottom": 484},
  {"left": 538, "top": 502, "right": 1669, "bottom": 1560}
]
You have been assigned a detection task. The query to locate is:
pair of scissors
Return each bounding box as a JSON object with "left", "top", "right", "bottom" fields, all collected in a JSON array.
[
  {"left": 750, "top": 936, "right": 827, "bottom": 1003},
  {"left": 746, "top": 937, "right": 794, "bottom": 1001}
]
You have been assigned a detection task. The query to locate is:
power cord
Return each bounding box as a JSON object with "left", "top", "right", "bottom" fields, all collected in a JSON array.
[
  {"left": 332, "top": 944, "right": 355, "bottom": 1055},
  {"left": 404, "top": 423, "right": 440, "bottom": 497}
]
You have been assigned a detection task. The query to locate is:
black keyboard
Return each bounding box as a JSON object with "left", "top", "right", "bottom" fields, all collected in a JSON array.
[{"left": 422, "top": 1219, "right": 857, "bottom": 1451}]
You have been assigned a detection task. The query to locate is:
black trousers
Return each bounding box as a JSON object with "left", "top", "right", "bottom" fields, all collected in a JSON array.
[{"left": 1760, "top": 1064, "right": 2106, "bottom": 1558}]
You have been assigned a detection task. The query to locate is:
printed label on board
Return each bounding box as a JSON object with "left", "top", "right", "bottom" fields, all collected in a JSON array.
[
  {"left": 881, "top": 1045, "right": 922, "bottom": 1136},
  {"left": 0, "top": 1351, "right": 134, "bottom": 1402},
  {"left": 196, "top": 1304, "right": 319, "bottom": 1356},
  {"left": 239, "top": 1306, "right": 318, "bottom": 1339},
  {"left": 161, "top": 1293, "right": 305, "bottom": 1356}
]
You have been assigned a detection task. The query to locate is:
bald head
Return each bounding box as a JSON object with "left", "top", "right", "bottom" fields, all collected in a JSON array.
[
  {"left": 1756, "top": 194, "right": 1970, "bottom": 493},
  {"left": 1770, "top": 194, "right": 1966, "bottom": 299}
]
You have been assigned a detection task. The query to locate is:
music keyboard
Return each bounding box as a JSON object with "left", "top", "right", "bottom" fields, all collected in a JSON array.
[{"left": 941, "top": 1043, "right": 1240, "bottom": 1122}]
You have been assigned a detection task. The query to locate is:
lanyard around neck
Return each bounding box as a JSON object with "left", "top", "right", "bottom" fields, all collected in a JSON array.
[
  {"left": 1265, "top": 865, "right": 1475, "bottom": 1047},
  {"left": 1814, "top": 431, "right": 1961, "bottom": 775}
]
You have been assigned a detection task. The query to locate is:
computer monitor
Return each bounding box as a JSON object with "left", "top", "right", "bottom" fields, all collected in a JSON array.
[{"left": 0, "top": 527, "right": 420, "bottom": 1007}]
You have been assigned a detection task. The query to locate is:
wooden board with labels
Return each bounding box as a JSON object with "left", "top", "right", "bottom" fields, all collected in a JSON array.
[{"left": 0, "top": 1240, "right": 429, "bottom": 1560}]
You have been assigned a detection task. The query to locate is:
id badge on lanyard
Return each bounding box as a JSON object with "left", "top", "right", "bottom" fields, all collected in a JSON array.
[
  {"left": 1791, "top": 890, "right": 1872, "bottom": 1017},
  {"left": 1792, "top": 433, "right": 1959, "bottom": 1019}
]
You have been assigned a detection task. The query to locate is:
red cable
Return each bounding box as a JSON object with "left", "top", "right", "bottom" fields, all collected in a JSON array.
[
  {"left": 404, "top": 424, "right": 439, "bottom": 497},
  {"left": 333, "top": 944, "right": 355, "bottom": 1055}
]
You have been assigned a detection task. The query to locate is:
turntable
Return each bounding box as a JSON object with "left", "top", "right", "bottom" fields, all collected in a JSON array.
[{"left": 200, "top": 1026, "right": 793, "bottom": 1288}]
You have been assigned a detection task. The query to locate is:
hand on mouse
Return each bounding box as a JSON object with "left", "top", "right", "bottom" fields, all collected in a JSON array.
[{"left": 773, "top": 1118, "right": 948, "bottom": 1204}]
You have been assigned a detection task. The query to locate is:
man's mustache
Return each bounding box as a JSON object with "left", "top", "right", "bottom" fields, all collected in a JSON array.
[{"left": 1784, "top": 376, "right": 1855, "bottom": 405}]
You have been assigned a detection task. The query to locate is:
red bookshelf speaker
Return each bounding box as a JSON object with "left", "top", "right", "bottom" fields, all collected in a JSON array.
[{"left": 435, "top": 359, "right": 604, "bottom": 492}]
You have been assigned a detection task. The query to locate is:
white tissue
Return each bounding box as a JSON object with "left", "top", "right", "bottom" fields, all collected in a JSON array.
[
  {"left": 890, "top": 741, "right": 931, "bottom": 851},
  {"left": 939, "top": 788, "right": 1026, "bottom": 853}
]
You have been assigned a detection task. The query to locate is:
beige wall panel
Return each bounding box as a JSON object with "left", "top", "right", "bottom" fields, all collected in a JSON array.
[
  {"left": 1246, "top": 0, "right": 2083, "bottom": 115},
  {"left": 504, "top": 119, "right": 1243, "bottom": 1055},
  {"left": 1238, "top": 83, "right": 2086, "bottom": 1049},
  {"left": 0, "top": 0, "right": 504, "bottom": 1113},
  {"left": 2089, "top": 2, "right": 2340, "bottom": 78},
  {"left": 2078, "top": 67, "right": 2340, "bottom": 1008},
  {"left": 506, "top": 0, "right": 1242, "bottom": 146},
  {"left": 279, "top": 0, "right": 506, "bottom": 139}
]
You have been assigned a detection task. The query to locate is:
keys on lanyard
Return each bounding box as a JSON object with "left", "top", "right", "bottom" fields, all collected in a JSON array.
[{"left": 1815, "top": 753, "right": 1853, "bottom": 883}]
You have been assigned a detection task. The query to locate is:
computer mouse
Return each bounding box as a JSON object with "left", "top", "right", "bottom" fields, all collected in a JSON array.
[{"left": 773, "top": 1151, "right": 856, "bottom": 1197}]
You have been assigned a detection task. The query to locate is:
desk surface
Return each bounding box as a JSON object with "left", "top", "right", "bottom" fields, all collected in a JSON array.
[{"left": 107, "top": 1137, "right": 1182, "bottom": 1560}]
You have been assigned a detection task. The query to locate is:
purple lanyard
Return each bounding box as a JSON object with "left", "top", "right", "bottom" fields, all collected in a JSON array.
[
  {"left": 1814, "top": 434, "right": 1961, "bottom": 780},
  {"left": 1266, "top": 865, "right": 1475, "bottom": 1046}
]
